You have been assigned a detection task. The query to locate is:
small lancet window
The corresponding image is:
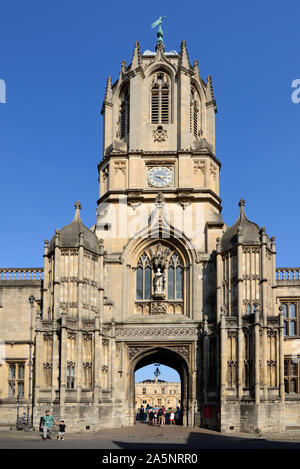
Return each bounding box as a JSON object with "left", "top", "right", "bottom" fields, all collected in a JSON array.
[{"left": 151, "top": 72, "right": 170, "bottom": 124}]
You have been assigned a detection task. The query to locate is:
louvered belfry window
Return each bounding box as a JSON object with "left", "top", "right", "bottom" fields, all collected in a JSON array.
[
  {"left": 120, "top": 89, "right": 130, "bottom": 139},
  {"left": 190, "top": 86, "right": 200, "bottom": 139},
  {"left": 151, "top": 72, "right": 170, "bottom": 124}
]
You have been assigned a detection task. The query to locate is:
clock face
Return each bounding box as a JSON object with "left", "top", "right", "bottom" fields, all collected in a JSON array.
[{"left": 147, "top": 166, "right": 173, "bottom": 188}]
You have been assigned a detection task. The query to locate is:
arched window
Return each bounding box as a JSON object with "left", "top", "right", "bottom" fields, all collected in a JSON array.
[
  {"left": 151, "top": 72, "right": 170, "bottom": 124},
  {"left": 136, "top": 246, "right": 184, "bottom": 308},
  {"left": 120, "top": 88, "right": 130, "bottom": 139},
  {"left": 168, "top": 254, "right": 183, "bottom": 300},
  {"left": 136, "top": 253, "right": 151, "bottom": 300},
  {"left": 190, "top": 86, "right": 200, "bottom": 139}
]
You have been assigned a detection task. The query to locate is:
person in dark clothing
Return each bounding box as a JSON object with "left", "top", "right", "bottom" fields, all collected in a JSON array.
[
  {"left": 139, "top": 405, "right": 145, "bottom": 422},
  {"left": 57, "top": 420, "right": 66, "bottom": 440}
]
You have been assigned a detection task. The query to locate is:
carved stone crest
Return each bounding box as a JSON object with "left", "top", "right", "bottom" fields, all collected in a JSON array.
[
  {"left": 150, "top": 301, "right": 167, "bottom": 315},
  {"left": 153, "top": 126, "right": 168, "bottom": 142}
]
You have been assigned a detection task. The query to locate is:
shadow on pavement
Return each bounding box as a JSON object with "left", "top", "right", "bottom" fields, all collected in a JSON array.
[{"left": 113, "top": 431, "right": 300, "bottom": 449}]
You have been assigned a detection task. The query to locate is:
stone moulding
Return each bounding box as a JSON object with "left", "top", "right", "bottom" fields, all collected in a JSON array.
[
  {"left": 128, "top": 343, "right": 191, "bottom": 362},
  {"left": 115, "top": 326, "right": 198, "bottom": 338}
]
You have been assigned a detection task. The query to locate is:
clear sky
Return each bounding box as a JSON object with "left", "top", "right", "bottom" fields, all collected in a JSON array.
[
  {"left": 135, "top": 364, "right": 180, "bottom": 383},
  {"left": 0, "top": 1, "right": 299, "bottom": 380}
]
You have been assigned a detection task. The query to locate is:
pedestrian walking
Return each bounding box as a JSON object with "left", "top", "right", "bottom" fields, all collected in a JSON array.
[
  {"left": 158, "top": 407, "right": 163, "bottom": 426},
  {"left": 161, "top": 406, "right": 166, "bottom": 426},
  {"left": 57, "top": 420, "right": 66, "bottom": 440},
  {"left": 170, "top": 411, "right": 175, "bottom": 425},
  {"left": 40, "top": 410, "right": 58, "bottom": 440},
  {"left": 139, "top": 405, "right": 145, "bottom": 422}
]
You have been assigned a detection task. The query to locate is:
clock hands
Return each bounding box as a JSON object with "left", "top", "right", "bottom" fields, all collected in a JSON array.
[{"left": 156, "top": 175, "right": 168, "bottom": 182}]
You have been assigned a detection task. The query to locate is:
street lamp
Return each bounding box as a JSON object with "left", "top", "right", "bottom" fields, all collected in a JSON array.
[{"left": 26, "top": 295, "right": 35, "bottom": 430}]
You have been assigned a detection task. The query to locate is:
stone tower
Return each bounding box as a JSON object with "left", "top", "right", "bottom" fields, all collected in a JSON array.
[{"left": 31, "top": 37, "right": 285, "bottom": 432}]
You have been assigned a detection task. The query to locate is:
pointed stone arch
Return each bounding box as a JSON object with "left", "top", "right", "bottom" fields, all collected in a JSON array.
[{"left": 129, "top": 346, "right": 193, "bottom": 426}]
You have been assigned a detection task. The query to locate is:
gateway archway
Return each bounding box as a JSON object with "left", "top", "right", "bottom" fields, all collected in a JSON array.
[{"left": 129, "top": 346, "right": 192, "bottom": 426}]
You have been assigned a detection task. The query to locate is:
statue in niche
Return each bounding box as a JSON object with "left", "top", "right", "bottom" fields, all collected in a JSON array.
[{"left": 153, "top": 268, "right": 165, "bottom": 295}]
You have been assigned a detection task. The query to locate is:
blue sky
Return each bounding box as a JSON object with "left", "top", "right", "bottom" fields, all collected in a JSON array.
[
  {"left": 0, "top": 1, "right": 299, "bottom": 380},
  {"left": 135, "top": 365, "right": 180, "bottom": 383}
]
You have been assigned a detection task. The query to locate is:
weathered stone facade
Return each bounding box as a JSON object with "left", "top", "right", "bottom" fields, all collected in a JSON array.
[{"left": 0, "top": 38, "right": 300, "bottom": 433}]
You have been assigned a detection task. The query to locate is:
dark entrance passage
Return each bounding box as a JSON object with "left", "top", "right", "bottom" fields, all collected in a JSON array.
[{"left": 130, "top": 346, "right": 191, "bottom": 426}]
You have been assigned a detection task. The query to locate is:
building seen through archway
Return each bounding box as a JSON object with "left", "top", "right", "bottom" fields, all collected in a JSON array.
[{"left": 135, "top": 364, "right": 181, "bottom": 422}]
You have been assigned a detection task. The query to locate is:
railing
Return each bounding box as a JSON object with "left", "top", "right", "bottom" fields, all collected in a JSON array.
[
  {"left": 276, "top": 268, "right": 300, "bottom": 281},
  {"left": 0, "top": 268, "right": 44, "bottom": 280}
]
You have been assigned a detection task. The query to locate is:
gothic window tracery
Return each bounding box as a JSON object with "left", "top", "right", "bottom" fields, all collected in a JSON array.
[
  {"left": 168, "top": 254, "right": 183, "bottom": 300},
  {"left": 151, "top": 72, "right": 170, "bottom": 124},
  {"left": 135, "top": 245, "right": 184, "bottom": 306}
]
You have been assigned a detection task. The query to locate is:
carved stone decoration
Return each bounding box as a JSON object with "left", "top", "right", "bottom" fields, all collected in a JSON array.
[
  {"left": 127, "top": 191, "right": 143, "bottom": 211},
  {"left": 227, "top": 360, "right": 237, "bottom": 367},
  {"left": 66, "top": 318, "right": 77, "bottom": 327},
  {"left": 193, "top": 159, "right": 206, "bottom": 174},
  {"left": 225, "top": 317, "right": 237, "bottom": 327},
  {"left": 41, "top": 320, "right": 54, "bottom": 330},
  {"left": 83, "top": 333, "right": 92, "bottom": 341},
  {"left": 242, "top": 247, "right": 260, "bottom": 254},
  {"left": 169, "top": 345, "right": 190, "bottom": 362},
  {"left": 84, "top": 250, "right": 97, "bottom": 261},
  {"left": 150, "top": 301, "right": 167, "bottom": 315},
  {"left": 267, "top": 329, "right": 277, "bottom": 338},
  {"left": 82, "top": 319, "right": 95, "bottom": 329},
  {"left": 128, "top": 344, "right": 191, "bottom": 362},
  {"left": 176, "top": 191, "right": 193, "bottom": 209},
  {"left": 83, "top": 362, "right": 92, "bottom": 369},
  {"left": 115, "top": 327, "right": 198, "bottom": 338},
  {"left": 102, "top": 365, "right": 108, "bottom": 372},
  {"left": 102, "top": 338, "right": 109, "bottom": 346},
  {"left": 148, "top": 243, "right": 171, "bottom": 270},
  {"left": 153, "top": 126, "right": 168, "bottom": 142},
  {"left": 114, "top": 161, "right": 126, "bottom": 175},
  {"left": 227, "top": 330, "right": 237, "bottom": 339},
  {"left": 43, "top": 333, "right": 53, "bottom": 341},
  {"left": 43, "top": 362, "right": 52, "bottom": 370},
  {"left": 210, "top": 163, "right": 217, "bottom": 180},
  {"left": 128, "top": 346, "right": 146, "bottom": 360},
  {"left": 67, "top": 332, "right": 76, "bottom": 340}
]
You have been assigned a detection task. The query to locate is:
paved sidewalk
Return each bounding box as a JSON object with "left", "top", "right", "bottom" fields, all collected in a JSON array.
[{"left": 1, "top": 423, "right": 300, "bottom": 449}]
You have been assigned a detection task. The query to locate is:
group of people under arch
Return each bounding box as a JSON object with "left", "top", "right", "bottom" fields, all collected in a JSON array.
[{"left": 137, "top": 404, "right": 181, "bottom": 426}]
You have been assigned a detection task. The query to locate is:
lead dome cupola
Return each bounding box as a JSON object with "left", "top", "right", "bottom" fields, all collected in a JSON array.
[
  {"left": 221, "top": 199, "right": 264, "bottom": 252},
  {"left": 48, "top": 201, "right": 99, "bottom": 255}
]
